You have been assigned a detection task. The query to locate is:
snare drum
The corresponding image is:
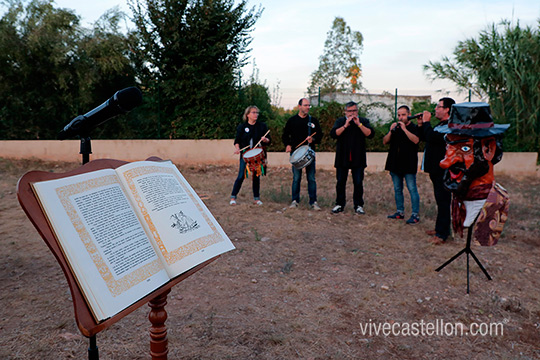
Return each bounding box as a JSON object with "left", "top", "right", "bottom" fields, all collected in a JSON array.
[
  {"left": 243, "top": 147, "right": 266, "bottom": 176},
  {"left": 290, "top": 145, "right": 315, "bottom": 170}
]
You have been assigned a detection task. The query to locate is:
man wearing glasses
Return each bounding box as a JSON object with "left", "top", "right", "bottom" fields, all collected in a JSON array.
[
  {"left": 282, "top": 98, "right": 323, "bottom": 210},
  {"left": 330, "top": 101, "right": 374, "bottom": 214},
  {"left": 417, "top": 97, "right": 455, "bottom": 244}
]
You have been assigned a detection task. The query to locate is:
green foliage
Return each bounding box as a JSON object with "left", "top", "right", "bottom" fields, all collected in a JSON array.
[
  {"left": 267, "top": 101, "right": 395, "bottom": 152},
  {"left": 0, "top": 0, "right": 80, "bottom": 139},
  {"left": 128, "top": 0, "right": 262, "bottom": 139},
  {"left": 0, "top": 0, "right": 264, "bottom": 140},
  {"left": 424, "top": 19, "right": 540, "bottom": 153},
  {"left": 0, "top": 0, "right": 140, "bottom": 140},
  {"left": 410, "top": 100, "right": 435, "bottom": 117},
  {"left": 238, "top": 67, "right": 273, "bottom": 125},
  {"left": 308, "top": 17, "right": 363, "bottom": 96},
  {"left": 309, "top": 101, "right": 347, "bottom": 151}
]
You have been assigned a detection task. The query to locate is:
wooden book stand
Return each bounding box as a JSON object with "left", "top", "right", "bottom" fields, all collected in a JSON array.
[{"left": 17, "top": 157, "right": 217, "bottom": 359}]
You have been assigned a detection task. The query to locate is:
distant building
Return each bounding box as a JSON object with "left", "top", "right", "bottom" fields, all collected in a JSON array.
[{"left": 309, "top": 92, "right": 431, "bottom": 123}]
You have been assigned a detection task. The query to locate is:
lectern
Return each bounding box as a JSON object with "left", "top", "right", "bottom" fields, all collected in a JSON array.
[{"left": 17, "top": 158, "right": 217, "bottom": 359}]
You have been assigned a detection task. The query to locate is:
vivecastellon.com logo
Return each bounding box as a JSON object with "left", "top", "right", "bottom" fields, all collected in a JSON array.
[{"left": 358, "top": 319, "right": 506, "bottom": 337}]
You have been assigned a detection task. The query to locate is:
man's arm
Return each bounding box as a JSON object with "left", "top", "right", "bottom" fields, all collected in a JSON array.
[
  {"left": 382, "top": 122, "right": 398, "bottom": 145},
  {"left": 312, "top": 118, "right": 323, "bottom": 145},
  {"left": 359, "top": 118, "right": 375, "bottom": 139},
  {"left": 282, "top": 119, "right": 291, "bottom": 150},
  {"left": 330, "top": 118, "right": 347, "bottom": 139},
  {"left": 401, "top": 123, "right": 420, "bottom": 144},
  {"left": 416, "top": 111, "right": 433, "bottom": 141}
]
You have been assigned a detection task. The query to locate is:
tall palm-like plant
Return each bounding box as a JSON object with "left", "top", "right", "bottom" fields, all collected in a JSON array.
[{"left": 424, "top": 20, "right": 540, "bottom": 152}]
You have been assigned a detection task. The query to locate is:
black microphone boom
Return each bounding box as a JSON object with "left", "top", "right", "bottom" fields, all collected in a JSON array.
[{"left": 58, "top": 87, "right": 143, "bottom": 140}]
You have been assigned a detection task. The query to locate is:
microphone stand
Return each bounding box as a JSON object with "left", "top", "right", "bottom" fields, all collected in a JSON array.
[
  {"left": 60, "top": 87, "right": 142, "bottom": 358},
  {"left": 80, "top": 134, "right": 92, "bottom": 165},
  {"left": 79, "top": 130, "right": 97, "bottom": 358},
  {"left": 88, "top": 334, "right": 99, "bottom": 360}
]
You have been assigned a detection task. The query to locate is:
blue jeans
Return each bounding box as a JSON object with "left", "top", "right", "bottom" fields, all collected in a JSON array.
[
  {"left": 335, "top": 167, "right": 364, "bottom": 208},
  {"left": 390, "top": 172, "right": 420, "bottom": 215},
  {"left": 291, "top": 159, "right": 317, "bottom": 205},
  {"left": 231, "top": 156, "right": 260, "bottom": 200}
]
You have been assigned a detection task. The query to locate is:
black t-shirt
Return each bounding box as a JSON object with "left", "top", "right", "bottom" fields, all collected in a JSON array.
[
  {"left": 282, "top": 114, "right": 323, "bottom": 149},
  {"left": 330, "top": 116, "right": 375, "bottom": 168},
  {"left": 419, "top": 120, "right": 448, "bottom": 175},
  {"left": 234, "top": 121, "right": 271, "bottom": 150},
  {"left": 384, "top": 122, "right": 419, "bottom": 175}
]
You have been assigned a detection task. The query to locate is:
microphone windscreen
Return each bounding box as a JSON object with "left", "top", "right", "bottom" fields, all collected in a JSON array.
[{"left": 115, "top": 87, "right": 143, "bottom": 112}]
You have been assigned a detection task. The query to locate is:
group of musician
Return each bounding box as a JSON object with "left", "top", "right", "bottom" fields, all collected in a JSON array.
[{"left": 229, "top": 97, "right": 456, "bottom": 245}]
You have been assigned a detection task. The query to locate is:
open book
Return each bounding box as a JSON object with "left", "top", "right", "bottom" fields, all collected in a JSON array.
[{"left": 31, "top": 160, "right": 235, "bottom": 322}]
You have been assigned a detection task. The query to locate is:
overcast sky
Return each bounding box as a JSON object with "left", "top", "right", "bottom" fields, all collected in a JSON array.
[{"left": 53, "top": 0, "right": 540, "bottom": 109}]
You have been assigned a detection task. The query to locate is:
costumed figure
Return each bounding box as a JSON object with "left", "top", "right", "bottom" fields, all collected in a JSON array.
[{"left": 435, "top": 102, "right": 510, "bottom": 246}]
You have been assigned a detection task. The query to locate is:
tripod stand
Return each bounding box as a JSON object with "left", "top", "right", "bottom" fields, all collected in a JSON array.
[{"left": 435, "top": 220, "right": 491, "bottom": 294}]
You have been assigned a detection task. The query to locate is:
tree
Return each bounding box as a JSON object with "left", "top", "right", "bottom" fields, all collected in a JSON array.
[
  {"left": 238, "top": 65, "right": 273, "bottom": 123},
  {"left": 424, "top": 20, "right": 540, "bottom": 152},
  {"left": 308, "top": 17, "right": 363, "bottom": 96},
  {"left": 76, "top": 9, "right": 144, "bottom": 139},
  {"left": 0, "top": 0, "right": 81, "bottom": 139},
  {"left": 0, "top": 0, "right": 139, "bottom": 139},
  {"left": 128, "top": 0, "right": 262, "bottom": 139}
]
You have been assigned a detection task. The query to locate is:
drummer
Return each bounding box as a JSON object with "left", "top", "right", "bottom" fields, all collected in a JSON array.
[
  {"left": 282, "top": 98, "right": 323, "bottom": 210},
  {"left": 230, "top": 105, "right": 271, "bottom": 206}
]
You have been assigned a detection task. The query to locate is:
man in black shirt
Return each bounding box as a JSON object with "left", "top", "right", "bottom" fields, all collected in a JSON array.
[
  {"left": 330, "top": 101, "right": 375, "bottom": 214},
  {"left": 383, "top": 105, "right": 420, "bottom": 224},
  {"left": 417, "top": 97, "right": 455, "bottom": 243},
  {"left": 282, "top": 98, "right": 323, "bottom": 210}
]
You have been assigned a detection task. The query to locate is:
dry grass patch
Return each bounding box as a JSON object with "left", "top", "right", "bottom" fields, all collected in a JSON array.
[{"left": 1, "top": 158, "right": 539, "bottom": 359}]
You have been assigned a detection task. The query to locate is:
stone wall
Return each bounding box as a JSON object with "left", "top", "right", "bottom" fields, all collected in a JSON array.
[{"left": 1, "top": 140, "right": 537, "bottom": 176}]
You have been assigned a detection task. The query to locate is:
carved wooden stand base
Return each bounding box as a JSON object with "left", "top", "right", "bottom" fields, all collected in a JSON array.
[{"left": 149, "top": 289, "right": 171, "bottom": 360}]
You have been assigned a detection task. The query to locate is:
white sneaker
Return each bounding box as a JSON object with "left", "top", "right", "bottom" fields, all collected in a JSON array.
[
  {"left": 254, "top": 200, "right": 263, "bottom": 206},
  {"left": 331, "top": 205, "right": 344, "bottom": 213},
  {"left": 289, "top": 200, "right": 299, "bottom": 208},
  {"left": 229, "top": 199, "right": 237, "bottom": 205},
  {"left": 355, "top": 206, "right": 365, "bottom": 214},
  {"left": 311, "top": 202, "right": 321, "bottom": 211}
]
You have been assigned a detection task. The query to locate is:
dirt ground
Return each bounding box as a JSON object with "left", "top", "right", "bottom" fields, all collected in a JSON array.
[{"left": 1, "top": 157, "right": 539, "bottom": 360}]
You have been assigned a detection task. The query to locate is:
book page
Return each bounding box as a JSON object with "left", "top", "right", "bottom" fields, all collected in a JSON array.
[
  {"left": 116, "top": 161, "right": 235, "bottom": 278},
  {"left": 32, "top": 170, "right": 170, "bottom": 321}
]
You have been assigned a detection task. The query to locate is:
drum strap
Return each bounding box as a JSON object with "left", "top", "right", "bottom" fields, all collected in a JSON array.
[{"left": 308, "top": 116, "right": 315, "bottom": 156}]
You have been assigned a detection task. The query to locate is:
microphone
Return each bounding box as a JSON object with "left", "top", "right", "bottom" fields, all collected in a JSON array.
[{"left": 58, "top": 87, "right": 143, "bottom": 140}]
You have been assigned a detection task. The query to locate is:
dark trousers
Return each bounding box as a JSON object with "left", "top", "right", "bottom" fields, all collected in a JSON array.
[
  {"left": 429, "top": 172, "right": 451, "bottom": 239},
  {"left": 335, "top": 167, "right": 365, "bottom": 208},
  {"left": 231, "top": 157, "right": 260, "bottom": 200}
]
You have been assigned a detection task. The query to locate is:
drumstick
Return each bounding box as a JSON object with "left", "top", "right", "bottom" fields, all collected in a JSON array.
[
  {"left": 234, "top": 134, "right": 268, "bottom": 155},
  {"left": 253, "top": 129, "right": 271, "bottom": 149},
  {"left": 295, "top": 132, "right": 317, "bottom": 149},
  {"left": 234, "top": 130, "right": 271, "bottom": 154},
  {"left": 231, "top": 145, "right": 250, "bottom": 156}
]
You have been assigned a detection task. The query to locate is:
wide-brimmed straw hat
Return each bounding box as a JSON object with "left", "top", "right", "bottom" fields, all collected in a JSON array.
[{"left": 435, "top": 102, "right": 509, "bottom": 137}]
